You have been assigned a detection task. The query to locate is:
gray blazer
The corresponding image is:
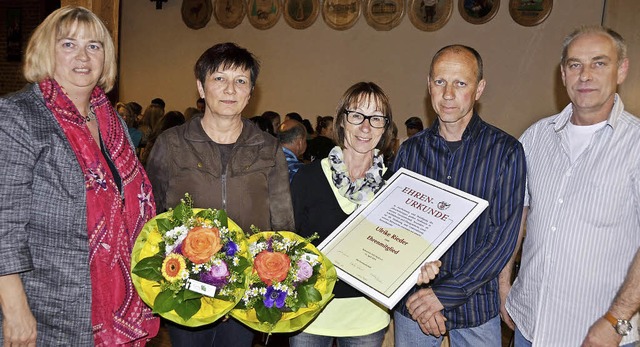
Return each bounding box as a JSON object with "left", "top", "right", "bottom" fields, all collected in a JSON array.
[{"left": 0, "top": 84, "right": 94, "bottom": 345}]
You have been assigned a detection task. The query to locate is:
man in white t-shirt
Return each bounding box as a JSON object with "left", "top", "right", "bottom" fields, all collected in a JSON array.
[{"left": 500, "top": 25, "right": 640, "bottom": 346}]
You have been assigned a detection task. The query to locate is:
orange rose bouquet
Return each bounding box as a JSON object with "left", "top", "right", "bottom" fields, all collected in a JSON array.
[
  {"left": 230, "top": 230, "right": 337, "bottom": 333},
  {"left": 131, "top": 194, "right": 250, "bottom": 326}
]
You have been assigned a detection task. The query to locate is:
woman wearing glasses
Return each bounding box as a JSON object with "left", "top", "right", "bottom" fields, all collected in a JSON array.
[{"left": 289, "top": 82, "right": 394, "bottom": 346}]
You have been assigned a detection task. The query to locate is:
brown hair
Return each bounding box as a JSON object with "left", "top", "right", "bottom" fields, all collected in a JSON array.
[{"left": 333, "top": 82, "right": 394, "bottom": 153}]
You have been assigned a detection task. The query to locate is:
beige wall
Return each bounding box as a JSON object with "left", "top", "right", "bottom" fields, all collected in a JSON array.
[
  {"left": 604, "top": 1, "right": 640, "bottom": 117},
  {"left": 120, "top": 1, "right": 606, "bottom": 137}
]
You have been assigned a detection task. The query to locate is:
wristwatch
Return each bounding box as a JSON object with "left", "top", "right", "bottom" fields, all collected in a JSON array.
[{"left": 604, "top": 311, "right": 633, "bottom": 336}]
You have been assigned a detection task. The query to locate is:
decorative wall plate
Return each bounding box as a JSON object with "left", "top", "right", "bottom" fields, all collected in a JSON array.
[
  {"left": 322, "top": 0, "right": 362, "bottom": 30},
  {"left": 408, "top": 0, "right": 453, "bottom": 31},
  {"left": 214, "top": 0, "right": 246, "bottom": 28},
  {"left": 284, "top": 0, "right": 320, "bottom": 29},
  {"left": 182, "top": 0, "right": 213, "bottom": 29},
  {"left": 247, "top": 0, "right": 282, "bottom": 29},
  {"left": 458, "top": 0, "right": 499, "bottom": 25},
  {"left": 364, "top": 0, "right": 405, "bottom": 31},
  {"left": 509, "top": 0, "right": 552, "bottom": 27}
]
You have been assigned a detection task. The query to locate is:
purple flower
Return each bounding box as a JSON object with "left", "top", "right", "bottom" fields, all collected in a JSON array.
[
  {"left": 263, "top": 286, "right": 287, "bottom": 309},
  {"left": 225, "top": 241, "right": 238, "bottom": 257},
  {"left": 200, "top": 261, "right": 230, "bottom": 287},
  {"left": 296, "top": 260, "right": 313, "bottom": 282}
]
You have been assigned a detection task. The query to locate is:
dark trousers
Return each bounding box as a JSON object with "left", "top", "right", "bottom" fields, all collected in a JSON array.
[{"left": 166, "top": 318, "right": 254, "bottom": 347}]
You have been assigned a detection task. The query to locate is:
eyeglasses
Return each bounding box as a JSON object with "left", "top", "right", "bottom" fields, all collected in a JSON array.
[{"left": 345, "top": 110, "right": 389, "bottom": 128}]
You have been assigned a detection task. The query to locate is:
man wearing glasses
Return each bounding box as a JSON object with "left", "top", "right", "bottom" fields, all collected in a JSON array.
[{"left": 392, "top": 45, "right": 527, "bottom": 347}]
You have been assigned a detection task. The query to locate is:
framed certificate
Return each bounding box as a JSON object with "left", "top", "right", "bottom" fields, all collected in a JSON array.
[{"left": 318, "top": 168, "right": 488, "bottom": 309}]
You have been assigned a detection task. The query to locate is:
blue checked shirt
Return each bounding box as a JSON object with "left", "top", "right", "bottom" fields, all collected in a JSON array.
[
  {"left": 393, "top": 113, "right": 526, "bottom": 329},
  {"left": 282, "top": 146, "right": 305, "bottom": 182}
]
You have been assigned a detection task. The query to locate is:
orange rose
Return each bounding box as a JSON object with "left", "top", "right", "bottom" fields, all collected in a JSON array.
[
  {"left": 182, "top": 227, "right": 222, "bottom": 264},
  {"left": 254, "top": 251, "right": 291, "bottom": 286}
]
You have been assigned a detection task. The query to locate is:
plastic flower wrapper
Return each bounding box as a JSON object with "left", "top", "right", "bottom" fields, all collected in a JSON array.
[
  {"left": 229, "top": 229, "right": 337, "bottom": 333},
  {"left": 131, "top": 194, "right": 250, "bottom": 327}
]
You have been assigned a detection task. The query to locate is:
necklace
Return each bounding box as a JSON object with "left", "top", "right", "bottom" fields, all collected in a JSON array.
[{"left": 85, "top": 106, "right": 96, "bottom": 122}]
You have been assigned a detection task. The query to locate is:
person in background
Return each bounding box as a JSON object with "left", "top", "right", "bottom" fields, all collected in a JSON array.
[
  {"left": 501, "top": 26, "right": 640, "bottom": 347},
  {"left": 250, "top": 114, "right": 275, "bottom": 135},
  {"left": 196, "top": 97, "right": 205, "bottom": 113},
  {"left": 140, "top": 110, "right": 186, "bottom": 166},
  {"left": 404, "top": 116, "right": 424, "bottom": 139},
  {"left": 392, "top": 45, "right": 526, "bottom": 347},
  {"left": 137, "top": 103, "right": 164, "bottom": 158},
  {"left": 128, "top": 101, "right": 143, "bottom": 125},
  {"left": 146, "top": 42, "right": 294, "bottom": 347},
  {"left": 183, "top": 106, "right": 201, "bottom": 122},
  {"left": 384, "top": 121, "right": 400, "bottom": 167},
  {"left": 261, "top": 110, "right": 281, "bottom": 135},
  {"left": 305, "top": 115, "right": 336, "bottom": 161},
  {"left": 277, "top": 119, "right": 307, "bottom": 181},
  {"left": 302, "top": 119, "right": 315, "bottom": 140},
  {"left": 150, "top": 97, "right": 165, "bottom": 113},
  {"left": 0, "top": 6, "right": 158, "bottom": 345},
  {"left": 116, "top": 101, "right": 143, "bottom": 147},
  {"left": 285, "top": 112, "right": 304, "bottom": 123}
]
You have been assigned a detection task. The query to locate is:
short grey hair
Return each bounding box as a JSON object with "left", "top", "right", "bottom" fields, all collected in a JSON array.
[
  {"left": 277, "top": 121, "right": 307, "bottom": 144},
  {"left": 560, "top": 25, "right": 627, "bottom": 66}
]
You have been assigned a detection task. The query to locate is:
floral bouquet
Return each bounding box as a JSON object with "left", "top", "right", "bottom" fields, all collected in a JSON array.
[
  {"left": 131, "top": 195, "right": 250, "bottom": 327},
  {"left": 229, "top": 230, "right": 337, "bottom": 333}
]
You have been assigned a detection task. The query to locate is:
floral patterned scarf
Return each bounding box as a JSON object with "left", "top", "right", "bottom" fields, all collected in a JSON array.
[
  {"left": 327, "top": 146, "right": 386, "bottom": 205},
  {"left": 40, "top": 78, "right": 158, "bottom": 346}
]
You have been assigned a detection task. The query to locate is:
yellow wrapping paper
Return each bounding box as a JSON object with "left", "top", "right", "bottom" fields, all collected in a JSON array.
[
  {"left": 229, "top": 231, "right": 337, "bottom": 333},
  {"left": 131, "top": 209, "right": 249, "bottom": 327}
]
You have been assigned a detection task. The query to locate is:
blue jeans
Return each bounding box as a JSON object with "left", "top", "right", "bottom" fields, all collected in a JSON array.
[
  {"left": 514, "top": 327, "right": 531, "bottom": 347},
  {"left": 289, "top": 328, "right": 387, "bottom": 347},
  {"left": 166, "top": 317, "right": 254, "bottom": 347},
  {"left": 394, "top": 310, "right": 502, "bottom": 347}
]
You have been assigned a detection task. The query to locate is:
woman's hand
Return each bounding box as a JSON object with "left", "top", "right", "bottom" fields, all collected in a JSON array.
[
  {"left": 0, "top": 274, "right": 37, "bottom": 346},
  {"left": 417, "top": 260, "right": 441, "bottom": 285}
]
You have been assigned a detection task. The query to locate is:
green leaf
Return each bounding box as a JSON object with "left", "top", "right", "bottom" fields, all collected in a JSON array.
[
  {"left": 255, "top": 304, "right": 282, "bottom": 325},
  {"left": 132, "top": 255, "right": 164, "bottom": 281},
  {"left": 297, "top": 284, "right": 321, "bottom": 305},
  {"left": 183, "top": 288, "right": 203, "bottom": 301},
  {"left": 215, "top": 209, "right": 228, "bottom": 228},
  {"left": 155, "top": 218, "right": 173, "bottom": 233},
  {"left": 174, "top": 297, "right": 201, "bottom": 321},
  {"left": 172, "top": 203, "right": 189, "bottom": 222},
  {"left": 153, "top": 290, "right": 177, "bottom": 313}
]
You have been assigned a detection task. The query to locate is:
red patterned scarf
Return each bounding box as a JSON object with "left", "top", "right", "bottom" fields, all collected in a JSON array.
[{"left": 40, "top": 78, "right": 159, "bottom": 346}]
